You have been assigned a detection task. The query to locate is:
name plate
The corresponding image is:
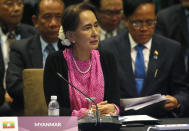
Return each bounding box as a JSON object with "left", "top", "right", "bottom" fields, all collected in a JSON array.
[{"left": 0, "top": 117, "right": 78, "bottom": 131}]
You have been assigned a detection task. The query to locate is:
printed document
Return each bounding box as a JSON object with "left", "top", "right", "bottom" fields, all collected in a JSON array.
[
  {"left": 119, "top": 115, "right": 158, "bottom": 123},
  {"left": 120, "top": 94, "right": 168, "bottom": 111}
]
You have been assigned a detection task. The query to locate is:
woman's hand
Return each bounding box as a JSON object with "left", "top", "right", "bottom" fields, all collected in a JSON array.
[
  {"left": 91, "top": 101, "right": 116, "bottom": 116},
  {"left": 164, "top": 95, "right": 180, "bottom": 110}
]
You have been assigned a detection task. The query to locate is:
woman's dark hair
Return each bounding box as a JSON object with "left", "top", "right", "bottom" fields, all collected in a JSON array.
[
  {"left": 123, "top": 0, "right": 156, "bottom": 18},
  {"left": 62, "top": 2, "right": 96, "bottom": 33}
]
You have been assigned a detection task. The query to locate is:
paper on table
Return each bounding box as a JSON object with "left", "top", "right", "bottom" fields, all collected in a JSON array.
[
  {"left": 120, "top": 94, "right": 168, "bottom": 111},
  {"left": 119, "top": 115, "right": 158, "bottom": 123}
]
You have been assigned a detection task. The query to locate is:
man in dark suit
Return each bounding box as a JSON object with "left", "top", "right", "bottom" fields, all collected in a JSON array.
[
  {"left": 0, "top": 0, "right": 36, "bottom": 115},
  {"left": 6, "top": 0, "right": 64, "bottom": 115},
  {"left": 156, "top": 0, "right": 189, "bottom": 79},
  {"left": 89, "top": 0, "right": 126, "bottom": 40},
  {"left": 156, "top": 0, "right": 189, "bottom": 52},
  {"left": 99, "top": 0, "right": 189, "bottom": 118}
]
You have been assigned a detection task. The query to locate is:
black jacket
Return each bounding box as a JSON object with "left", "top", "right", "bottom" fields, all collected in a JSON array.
[
  {"left": 99, "top": 31, "right": 189, "bottom": 118},
  {"left": 44, "top": 49, "right": 120, "bottom": 116}
]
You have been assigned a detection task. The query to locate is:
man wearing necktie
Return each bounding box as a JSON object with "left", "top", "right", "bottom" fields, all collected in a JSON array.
[
  {"left": 100, "top": 0, "right": 189, "bottom": 118},
  {"left": 135, "top": 45, "right": 145, "bottom": 95},
  {"left": 0, "top": 0, "right": 37, "bottom": 116},
  {"left": 6, "top": 0, "right": 64, "bottom": 116},
  {"left": 89, "top": 0, "right": 127, "bottom": 41}
]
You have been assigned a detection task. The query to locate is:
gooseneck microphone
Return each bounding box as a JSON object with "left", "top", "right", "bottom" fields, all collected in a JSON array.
[
  {"left": 57, "top": 72, "right": 100, "bottom": 124},
  {"left": 57, "top": 72, "right": 121, "bottom": 131}
]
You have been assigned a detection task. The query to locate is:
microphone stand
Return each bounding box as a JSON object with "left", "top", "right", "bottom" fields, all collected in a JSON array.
[
  {"left": 57, "top": 73, "right": 100, "bottom": 124},
  {"left": 57, "top": 72, "right": 121, "bottom": 131}
]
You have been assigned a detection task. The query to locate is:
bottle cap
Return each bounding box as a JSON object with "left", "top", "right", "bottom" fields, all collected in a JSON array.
[{"left": 51, "top": 95, "right": 57, "bottom": 100}]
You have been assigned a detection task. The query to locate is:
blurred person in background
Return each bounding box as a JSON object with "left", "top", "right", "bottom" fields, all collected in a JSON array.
[
  {"left": 156, "top": 0, "right": 189, "bottom": 77},
  {"left": 153, "top": 0, "right": 180, "bottom": 12},
  {"left": 89, "top": 0, "right": 126, "bottom": 41},
  {"left": 22, "top": 0, "right": 39, "bottom": 25},
  {"left": 6, "top": 0, "right": 64, "bottom": 116},
  {"left": 0, "top": 0, "right": 36, "bottom": 115}
]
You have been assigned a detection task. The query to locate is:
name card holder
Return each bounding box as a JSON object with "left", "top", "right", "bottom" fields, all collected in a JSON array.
[{"left": 0, "top": 117, "right": 78, "bottom": 131}]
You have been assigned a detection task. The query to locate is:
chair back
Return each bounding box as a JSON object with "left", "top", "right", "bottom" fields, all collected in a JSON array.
[{"left": 23, "top": 68, "right": 48, "bottom": 116}]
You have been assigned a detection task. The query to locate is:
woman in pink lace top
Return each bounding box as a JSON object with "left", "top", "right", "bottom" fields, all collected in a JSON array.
[{"left": 44, "top": 2, "right": 120, "bottom": 118}]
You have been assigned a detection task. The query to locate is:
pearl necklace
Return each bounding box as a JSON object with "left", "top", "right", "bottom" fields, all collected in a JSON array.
[{"left": 72, "top": 56, "right": 92, "bottom": 74}]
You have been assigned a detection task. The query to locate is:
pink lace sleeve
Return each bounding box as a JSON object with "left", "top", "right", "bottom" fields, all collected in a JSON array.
[{"left": 71, "top": 108, "right": 88, "bottom": 118}]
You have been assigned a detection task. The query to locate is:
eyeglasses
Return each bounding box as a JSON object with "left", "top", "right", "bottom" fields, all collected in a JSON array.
[
  {"left": 129, "top": 19, "right": 157, "bottom": 29},
  {"left": 99, "top": 9, "right": 123, "bottom": 16},
  {"left": 4, "top": 0, "right": 23, "bottom": 8}
]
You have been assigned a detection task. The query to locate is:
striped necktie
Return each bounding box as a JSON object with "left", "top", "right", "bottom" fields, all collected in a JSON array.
[
  {"left": 105, "top": 32, "right": 113, "bottom": 39},
  {"left": 7, "top": 31, "right": 16, "bottom": 47},
  {"left": 46, "top": 44, "right": 55, "bottom": 55}
]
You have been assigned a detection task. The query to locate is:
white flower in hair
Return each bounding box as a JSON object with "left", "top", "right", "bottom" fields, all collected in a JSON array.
[{"left": 58, "top": 26, "right": 71, "bottom": 46}]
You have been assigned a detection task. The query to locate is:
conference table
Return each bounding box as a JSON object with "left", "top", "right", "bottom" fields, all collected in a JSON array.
[
  {"left": 1, "top": 116, "right": 188, "bottom": 131},
  {"left": 119, "top": 118, "right": 189, "bottom": 131}
]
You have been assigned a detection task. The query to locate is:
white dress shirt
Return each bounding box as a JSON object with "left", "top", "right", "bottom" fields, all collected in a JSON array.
[
  {"left": 0, "top": 27, "right": 21, "bottom": 71},
  {"left": 0, "top": 27, "right": 21, "bottom": 89},
  {"left": 129, "top": 33, "right": 152, "bottom": 72},
  {"left": 40, "top": 36, "right": 58, "bottom": 67},
  {"left": 100, "top": 27, "right": 117, "bottom": 41}
]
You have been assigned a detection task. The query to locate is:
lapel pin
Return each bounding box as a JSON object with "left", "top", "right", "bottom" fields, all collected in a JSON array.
[
  {"left": 153, "top": 50, "right": 158, "bottom": 59},
  {"left": 154, "top": 50, "right": 158, "bottom": 55}
]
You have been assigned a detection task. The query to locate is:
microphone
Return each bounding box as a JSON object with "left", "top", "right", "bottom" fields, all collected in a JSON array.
[
  {"left": 57, "top": 72, "right": 121, "bottom": 131},
  {"left": 57, "top": 72, "right": 100, "bottom": 123}
]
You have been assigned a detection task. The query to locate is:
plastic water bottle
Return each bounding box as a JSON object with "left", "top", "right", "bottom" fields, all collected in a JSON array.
[{"left": 48, "top": 95, "right": 59, "bottom": 116}]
